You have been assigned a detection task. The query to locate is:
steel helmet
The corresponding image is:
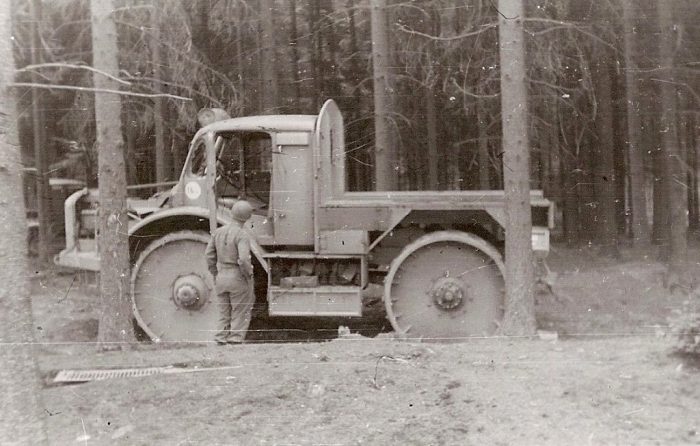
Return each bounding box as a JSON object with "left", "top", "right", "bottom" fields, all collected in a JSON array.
[{"left": 231, "top": 200, "right": 253, "bottom": 223}]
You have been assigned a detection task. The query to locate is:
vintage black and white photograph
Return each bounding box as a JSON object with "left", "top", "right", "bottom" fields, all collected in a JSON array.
[{"left": 1, "top": 0, "right": 699, "bottom": 444}]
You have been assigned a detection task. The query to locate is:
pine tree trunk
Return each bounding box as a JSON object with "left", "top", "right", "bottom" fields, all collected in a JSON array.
[
  {"left": 151, "top": 0, "right": 167, "bottom": 182},
  {"left": 260, "top": 0, "right": 279, "bottom": 113},
  {"left": 347, "top": 0, "right": 366, "bottom": 191},
  {"left": 91, "top": 0, "right": 136, "bottom": 349},
  {"left": 236, "top": 2, "right": 246, "bottom": 114},
  {"left": 579, "top": 139, "right": 597, "bottom": 244},
  {"left": 498, "top": 0, "right": 535, "bottom": 336},
  {"left": 591, "top": 50, "right": 619, "bottom": 256},
  {"left": 30, "top": 0, "right": 51, "bottom": 263},
  {"left": 371, "top": 0, "right": 398, "bottom": 191},
  {"left": 657, "top": 0, "right": 687, "bottom": 272},
  {"left": 621, "top": 0, "right": 651, "bottom": 244},
  {"left": 321, "top": 0, "right": 340, "bottom": 99},
  {"left": 652, "top": 139, "right": 670, "bottom": 247},
  {"left": 308, "top": 0, "right": 323, "bottom": 109},
  {"left": 288, "top": 0, "right": 301, "bottom": 109},
  {"left": 562, "top": 143, "right": 580, "bottom": 245},
  {"left": 0, "top": 2, "right": 48, "bottom": 441},
  {"left": 426, "top": 82, "right": 439, "bottom": 190},
  {"left": 565, "top": 174, "right": 582, "bottom": 245},
  {"left": 193, "top": 0, "right": 212, "bottom": 61},
  {"left": 125, "top": 112, "right": 138, "bottom": 184},
  {"left": 477, "top": 88, "right": 491, "bottom": 190},
  {"left": 548, "top": 105, "right": 562, "bottom": 217},
  {"left": 689, "top": 112, "right": 699, "bottom": 232}
]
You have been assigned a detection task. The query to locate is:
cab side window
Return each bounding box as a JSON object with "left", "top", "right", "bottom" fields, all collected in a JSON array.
[
  {"left": 190, "top": 141, "right": 206, "bottom": 176},
  {"left": 244, "top": 133, "right": 272, "bottom": 202}
]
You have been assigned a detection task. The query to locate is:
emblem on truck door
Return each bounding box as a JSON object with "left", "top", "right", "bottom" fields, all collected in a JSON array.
[{"left": 185, "top": 181, "right": 201, "bottom": 200}]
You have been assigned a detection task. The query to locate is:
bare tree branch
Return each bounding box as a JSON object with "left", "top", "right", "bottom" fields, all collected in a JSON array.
[
  {"left": 121, "top": 74, "right": 223, "bottom": 105},
  {"left": 9, "top": 82, "right": 192, "bottom": 101},
  {"left": 396, "top": 22, "right": 497, "bottom": 41},
  {"left": 523, "top": 18, "right": 618, "bottom": 53},
  {"left": 650, "top": 78, "right": 700, "bottom": 104},
  {"left": 16, "top": 62, "right": 132, "bottom": 86},
  {"left": 450, "top": 78, "right": 500, "bottom": 99}
]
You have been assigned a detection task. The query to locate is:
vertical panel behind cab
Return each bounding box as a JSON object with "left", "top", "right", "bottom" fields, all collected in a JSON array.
[{"left": 315, "top": 100, "right": 345, "bottom": 203}]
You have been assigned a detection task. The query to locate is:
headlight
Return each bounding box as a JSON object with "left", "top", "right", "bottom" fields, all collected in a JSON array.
[{"left": 531, "top": 226, "right": 550, "bottom": 254}]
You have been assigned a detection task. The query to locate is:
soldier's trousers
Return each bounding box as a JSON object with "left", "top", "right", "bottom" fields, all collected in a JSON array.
[{"left": 214, "top": 269, "right": 254, "bottom": 343}]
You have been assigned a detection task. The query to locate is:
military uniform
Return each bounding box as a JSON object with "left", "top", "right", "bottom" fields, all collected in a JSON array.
[{"left": 205, "top": 220, "right": 255, "bottom": 344}]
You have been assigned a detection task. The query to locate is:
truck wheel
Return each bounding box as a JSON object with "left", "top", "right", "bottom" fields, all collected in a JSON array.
[
  {"left": 383, "top": 231, "right": 505, "bottom": 341},
  {"left": 131, "top": 230, "right": 217, "bottom": 343}
]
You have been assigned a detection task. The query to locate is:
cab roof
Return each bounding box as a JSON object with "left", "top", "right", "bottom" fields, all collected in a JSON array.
[{"left": 201, "top": 114, "right": 318, "bottom": 134}]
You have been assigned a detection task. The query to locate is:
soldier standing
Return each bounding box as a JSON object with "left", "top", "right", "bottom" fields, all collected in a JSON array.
[{"left": 205, "top": 200, "right": 255, "bottom": 345}]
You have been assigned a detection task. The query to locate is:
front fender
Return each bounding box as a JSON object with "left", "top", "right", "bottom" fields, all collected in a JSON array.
[
  {"left": 128, "top": 206, "right": 269, "bottom": 274},
  {"left": 128, "top": 206, "right": 224, "bottom": 235}
]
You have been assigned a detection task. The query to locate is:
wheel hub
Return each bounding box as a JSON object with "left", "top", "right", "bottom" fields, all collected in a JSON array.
[
  {"left": 172, "top": 275, "right": 207, "bottom": 309},
  {"left": 431, "top": 277, "right": 468, "bottom": 311}
]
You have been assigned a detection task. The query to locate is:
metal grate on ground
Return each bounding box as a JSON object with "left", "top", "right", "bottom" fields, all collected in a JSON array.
[
  {"left": 52, "top": 364, "right": 243, "bottom": 384},
  {"left": 53, "top": 367, "right": 172, "bottom": 383}
]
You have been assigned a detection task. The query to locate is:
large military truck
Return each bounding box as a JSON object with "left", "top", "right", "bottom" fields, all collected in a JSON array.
[{"left": 56, "top": 100, "right": 552, "bottom": 342}]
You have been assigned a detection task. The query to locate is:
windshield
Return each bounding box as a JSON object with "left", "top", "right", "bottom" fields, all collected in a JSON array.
[{"left": 189, "top": 131, "right": 272, "bottom": 205}]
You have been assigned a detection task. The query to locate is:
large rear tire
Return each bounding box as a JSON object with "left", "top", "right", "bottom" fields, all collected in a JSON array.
[
  {"left": 383, "top": 231, "right": 505, "bottom": 341},
  {"left": 131, "top": 230, "right": 218, "bottom": 343}
]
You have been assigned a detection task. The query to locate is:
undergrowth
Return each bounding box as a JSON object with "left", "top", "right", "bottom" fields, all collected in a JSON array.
[{"left": 669, "top": 296, "right": 700, "bottom": 356}]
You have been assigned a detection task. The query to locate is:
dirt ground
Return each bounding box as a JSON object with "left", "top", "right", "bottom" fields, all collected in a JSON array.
[{"left": 27, "top": 244, "right": 700, "bottom": 445}]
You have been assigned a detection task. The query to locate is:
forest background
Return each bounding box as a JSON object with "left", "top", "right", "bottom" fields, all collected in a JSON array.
[
  {"left": 11, "top": 0, "right": 700, "bottom": 262},
  {"left": 2, "top": 1, "right": 700, "bottom": 443}
]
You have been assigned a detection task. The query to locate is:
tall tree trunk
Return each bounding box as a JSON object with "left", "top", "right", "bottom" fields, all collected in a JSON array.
[
  {"left": 562, "top": 140, "right": 580, "bottom": 244},
  {"left": 347, "top": 0, "right": 366, "bottom": 191},
  {"left": 689, "top": 112, "right": 699, "bottom": 232},
  {"left": 426, "top": 82, "right": 439, "bottom": 190},
  {"left": 591, "top": 50, "right": 619, "bottom": 257},
  {"left": 547, "top": 105, "right": 562, "bottom": 219},
  {"left": 91, "top": 0, "right": 136, "bottom": 349},
  {"left": 236, "top": 2, "right": 246, "bottom": 114},
  {"left": 563, "top": 167, "right": 580, "bottom": 245},
  {"left": 321, "top": 0, "right": 341, "bottom": 99},
  {"left": 151, "top": 0, "right": 167, "bottom": 182},
  {"left": 652, "top": 136, "right": 670, "bottom": 246},
  {"left": 125, "top": 112, "right": 138, "bottom": 184},
  {"left": 260, "top": 0, "right": 279, "bottom": 113},
  {"left": 656, "top": 0, "right": 687, "bottom": 273},
  {"left": 611, "top": 68, "right": 628, "bottom": 238},
  {"left": 193, "top": 0, "right": 212, "bottom": 61},
  {"left": 621, "top": 0, "right": 651, "bottom": 244},
  {"left": 579, "top": 138, "right": 597, "bottom": 243},
  {"left": 498, "top": 0, "right": 535, "bottom": 335},
  {"left": 30, "top": 0, "right": 51, "bottom": 263},
  {"left": 477, "top": 87, "right": 491, "bottom": 190},
  {"left": 0, "top": 2, "right": 48, "bottom": 441},
  {"left": 425, "top": 6, "right": 440, "bottom": 191},
  {"left": 371, "top": 0, "right": 397, "bottom": 190},
  {"left": 308, "top": 0, "right": 323, "bottom": 109},
  {"left": 539, "top": 136, "right": 550, "bottom": 195},
  {"left": 288, "top": 0, "right": 301, "bottom": 109}
]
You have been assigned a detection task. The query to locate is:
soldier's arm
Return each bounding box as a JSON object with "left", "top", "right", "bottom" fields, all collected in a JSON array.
[
  {"left": 237, "top": 233, "right": 254, "bottom": 279},
  {"left": 204, "top": 234, "right": 218, "bottom": 277}
]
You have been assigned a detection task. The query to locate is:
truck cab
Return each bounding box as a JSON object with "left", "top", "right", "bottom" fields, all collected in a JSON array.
[{"left": 171, "top": 114, "right": 320, "bottom": 247}]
